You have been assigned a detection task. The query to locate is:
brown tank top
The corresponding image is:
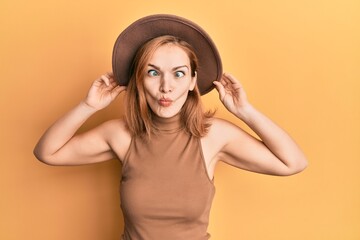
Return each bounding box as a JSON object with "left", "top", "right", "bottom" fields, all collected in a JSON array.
[{"left": 120, "top": 113, "right": 215, "bottom": 240}]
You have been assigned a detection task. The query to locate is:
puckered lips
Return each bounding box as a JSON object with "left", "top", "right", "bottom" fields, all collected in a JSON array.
[{"left": 158, "top": 97, "right": 173, "bottom": 107}]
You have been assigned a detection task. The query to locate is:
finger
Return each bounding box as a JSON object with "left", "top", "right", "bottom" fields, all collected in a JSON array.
[
  {"left": 106, "top": 72, "right": 114, "bottom": 77},
  {"left": 114, "top": 85, "right": 127, "bottom": 94},
  {"left": 105, "top": 72, "right": 115, "bottom": 82},
  {"left": 111, "top": 85, "right": 127, "bottom": 99},
  {"left": 223, "top": 73, "right": 243, "bottom": 87},
  {"left": 218, "top": 75, "right": 232, "bottom": 92},
  {"left": 213, "top": 81, "right": 226, "bottom": 98},
  {"left": 109, "top": 77, "right": 119, "bottom": 88},
  {"left": 100, "top": 75, "right": 110, "bottom": 86}
]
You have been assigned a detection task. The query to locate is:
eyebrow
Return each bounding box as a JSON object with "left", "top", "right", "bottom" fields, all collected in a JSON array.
[{"left": 147, "top": 64, "right": 189, "bottom": 71}]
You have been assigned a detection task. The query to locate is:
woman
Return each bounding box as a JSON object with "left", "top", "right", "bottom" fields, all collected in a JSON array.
[{"left": 34, "top": 14, "right": 307, "bottom": 240}]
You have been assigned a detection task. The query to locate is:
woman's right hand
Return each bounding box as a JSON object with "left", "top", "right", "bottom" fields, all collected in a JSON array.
[{"left": 83, "top": 72, "right": 126, "bottom": 111}]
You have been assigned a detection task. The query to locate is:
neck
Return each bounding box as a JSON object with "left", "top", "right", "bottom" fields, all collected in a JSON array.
[{"left": 152, "top": 112, "right": 183, "bottom": 133}]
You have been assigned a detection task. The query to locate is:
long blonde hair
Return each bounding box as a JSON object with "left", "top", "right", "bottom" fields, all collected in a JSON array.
[{"left": 125, "top": 35, "right": 213, "bottom": 138}]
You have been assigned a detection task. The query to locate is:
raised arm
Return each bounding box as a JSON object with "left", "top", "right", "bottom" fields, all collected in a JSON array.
[
  {"left": 33, "top": 73, "right": 127, "bottom": 166},
  {"left": 212, "top": 73, "right": 307, "bottom": 176}
]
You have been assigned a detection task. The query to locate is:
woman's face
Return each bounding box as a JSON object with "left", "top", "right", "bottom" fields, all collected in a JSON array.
[{"left": 143, "top": 44, "right": 197, "bottom": 118}]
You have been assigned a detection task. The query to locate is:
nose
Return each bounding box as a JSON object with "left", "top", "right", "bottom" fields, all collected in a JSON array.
[{"left": 159, "top": 74, "right": 173, "bottom": 93}]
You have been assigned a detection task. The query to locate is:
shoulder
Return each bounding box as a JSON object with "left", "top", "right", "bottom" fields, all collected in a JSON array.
[
  {"left": 98, "top": 118, "right": 132, "bottom": 161},
  {"left": 200, "top": 117, "right": 245, "bottom": 170},
  {"left": 204, "top": 117, "right": 251, "bottom": 148},
  {"left": 92, "top": 118, "right": 129, "bottom": 139},
  {"left": 208, "top": 117, "right": 242, "bottom": 136},
  {"left": 202, "top": 117, "right": 238, "bottom": 148},
  {"left": 99, "top": 118, "right": 129, "bottom": 132}
]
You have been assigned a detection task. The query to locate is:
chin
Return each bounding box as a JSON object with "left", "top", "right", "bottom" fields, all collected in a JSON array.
[{"left": 153, "top": 107, "right": 181, "bottom": 118}]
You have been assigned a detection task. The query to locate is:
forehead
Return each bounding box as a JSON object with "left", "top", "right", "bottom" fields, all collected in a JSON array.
[{"left": 148, "top": 44, "right": 190, "bottom": 66}]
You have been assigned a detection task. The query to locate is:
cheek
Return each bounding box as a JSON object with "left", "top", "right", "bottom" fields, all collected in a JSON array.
[
  {"left": 176, "top": 82, "right": 192, "bottom": 98},
  {"left": 174, "top": 88, "right": 190, "bottom": 107},
  {"left": 144, "top": 90, "right": 156, "bottom": 108},
  {"left": 143, "top": 80, "right": 157, "bottom": 98}
]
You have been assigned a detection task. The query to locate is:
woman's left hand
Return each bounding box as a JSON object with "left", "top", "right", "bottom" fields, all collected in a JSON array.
[
  {"left": 213, "top": 73, "right": 251, "bottom": 120},
  {"left": 212, "top": 73, "right": 308, "bottom": 176}
]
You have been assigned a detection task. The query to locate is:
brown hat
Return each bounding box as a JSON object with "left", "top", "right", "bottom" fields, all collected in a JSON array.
[{"left": 112, "top": 14, "right": 222, "bottom": 95}]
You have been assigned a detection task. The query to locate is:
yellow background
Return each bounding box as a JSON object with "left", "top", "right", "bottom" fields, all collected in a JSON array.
[{"left": 1, "top": 0, "right": 359, "bottom": 239}]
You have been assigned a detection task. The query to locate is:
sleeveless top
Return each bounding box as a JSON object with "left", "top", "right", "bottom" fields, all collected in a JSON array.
[{"left": 120, "top": 113, "right": 215, "bottom": 240}]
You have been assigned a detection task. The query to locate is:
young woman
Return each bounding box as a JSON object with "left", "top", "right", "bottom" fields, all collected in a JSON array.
[{"left": 34, "top": 15, "right": 307, "bottom": 240}]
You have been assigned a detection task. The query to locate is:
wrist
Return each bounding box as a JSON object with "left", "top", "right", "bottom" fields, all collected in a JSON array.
[
  {"left": 235, "top": 103, "right": 256, "bottom": 123},
  {"left": 78, "top": 101, "right": 99, "bottom": 115}
]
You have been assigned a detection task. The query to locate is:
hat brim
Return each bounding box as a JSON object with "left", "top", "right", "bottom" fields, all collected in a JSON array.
[{"left": 112, "top": 14, "right": 222, "bottom": 95}]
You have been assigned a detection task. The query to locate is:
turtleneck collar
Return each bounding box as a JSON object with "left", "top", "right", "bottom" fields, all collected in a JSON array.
[{"left": 152, "top": 113, "right": 184, "bottom": 133}]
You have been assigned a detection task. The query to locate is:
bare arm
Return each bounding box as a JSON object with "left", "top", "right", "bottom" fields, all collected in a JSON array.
[
  {"left": 33, "top": 73, "right": 127, "bottom": 165},
  {"left": 212, "top": 73, "right": 307, "bottom": 176}
]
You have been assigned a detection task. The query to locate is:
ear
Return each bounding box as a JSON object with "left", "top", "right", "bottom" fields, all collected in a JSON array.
[{"left": 189, "top": 71, "right": 197, "bottom": 91}]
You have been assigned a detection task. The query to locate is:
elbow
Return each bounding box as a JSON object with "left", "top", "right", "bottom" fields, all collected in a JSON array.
[
  {"left": 33, "top": 145, "right": 44, "bottom": 162},
  {"left": 33, "top": 147, "right": 58, "bottom": 166},
  {"left": 33, "top": 146, "right": 43, "bottom": 162},
  {"left": 33, "top": 148, "right": 48, "bottom": 165},
  {"left": 285, "top": 156, "right": 308, "bottom": 176},
  {"left": 297, "top": 154, "right": 309, "bottom": 172},
  {"left": 293, "top": 161, "right": 308, "bottom": 175}
]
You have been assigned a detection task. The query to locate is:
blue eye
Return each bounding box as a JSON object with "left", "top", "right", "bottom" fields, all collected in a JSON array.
[
  {"left": 175, "top": 71, "right": 185, "bottom": 78},
  {"left": 148, "top": 70, "right": 159, "bottom": 77}
]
